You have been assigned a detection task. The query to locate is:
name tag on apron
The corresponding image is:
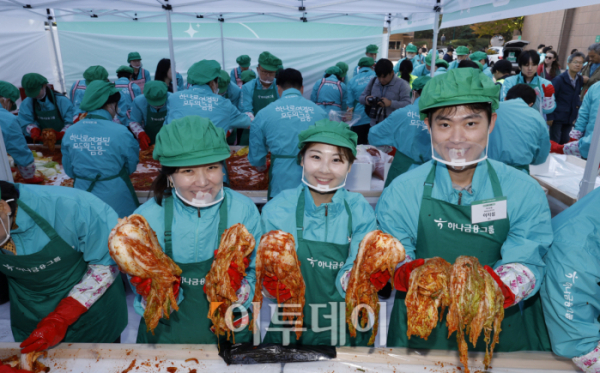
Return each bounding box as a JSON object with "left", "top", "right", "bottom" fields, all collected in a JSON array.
[{"left": 471, "top": 197, "right": 507, "bottom": 224}]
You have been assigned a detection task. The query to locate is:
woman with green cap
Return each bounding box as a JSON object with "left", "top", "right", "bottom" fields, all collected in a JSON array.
[
  {"left": 129, "top": 80, "right": 170, "bottom": 150},
  {"left": 61, "top": 80, "right": 140, "bottom": 218},
  {"left": 310, "top": 66, "right": 348, "bottom": 115},
  {"left": 377, "top": 68, "right": 552, "bottom": 351},
  {"left": 127, "top": 52, "right": 152, "bottom": 92},
  {"left": 69, "top": 65, "right": 109, "bottom": 119},
  {"left": 230, "top": 55, "right": 253, "bottom": 88},
  {"left": 260, "top": 119, "right": 377, "bottom": 346},
  {"left": 336, "top": 62, "right": 349, "bottom": 82},
  {"left": 17, "top": 73, "right": 74, "bottom": 144},
  {"left": 448, "top": 46, "right": 470, "bottom": 70},
  {"left": 130, "top": 115, "right": 260, "bottom": 344}
]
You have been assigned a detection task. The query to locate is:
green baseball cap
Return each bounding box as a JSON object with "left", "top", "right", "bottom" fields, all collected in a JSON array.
[
  {"left": 79, "top": 80, "right": 120, "bottom": 112},
  {"left": 412, "top": 76, "right": 431, "bottom": 91},
  {"left": 335, "top": 62, "right": 348, "bottom": 78},
  {"left": 0, "top": 81, "right": 20, "bottom": 111},
  {"left": 366, "top": 44, "right": 379, "bottom": 54},
  {"left": 127, "top": 52, "right": 142, "bottom": 62},
  {"left": 358, "top": 57, "right": 375, "bottom": 68},
  {"left": 424, "top": 51, "right": 438, "bottom": 66},
  {"left": 469, "top": 51, "right": 488, "bottom": 62},
  {"left": 435, "top": 59, "right": 449, "bottom": 69},
  {"left": 143, "top": 81, "right": 168, "bottom": 107},
  {"left": 21, "top": 73, "right": 48, "bottom": 98},
  {"left": 325, "top": 66, "right": 343, "bottom": 79},
  {"left": 236, "top": 55, "right": 251, "bottom": 68},
  {"left": 418, "top": 68, "right": 500, "bottom": 120},
  {"left": 83, "top": 65, "right": 108, "bottom": 85},
  {"left": 406, "top": 44, "right": 418, "bottom": 53},
  {"left": 240, "top": 70, "right": 256, "bottom": 84},
  {"left": 116, "top": 65, "right": 134, "bottom": 74},
  {"left": 218, "top": 70, "right": 231, "bottom": 94},
  {"left": 456, "top": 46, "right": 470, "bottom": 56},
  {"left": 187, "top": 60, "right": 221, "bottom": 86},
  {"left": 153, "top": 115, "right": 231, "bottom": 167},
  {"left": 258, "top": 51, "right": 282, "bottom": 72},
  {"left": 298, "top": 119, "right": 358, "bottom": 157}
]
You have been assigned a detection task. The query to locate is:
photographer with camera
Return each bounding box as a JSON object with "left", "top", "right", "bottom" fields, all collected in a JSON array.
[{"left": 359, "top": 59, "right": 411, "bottom": 129}]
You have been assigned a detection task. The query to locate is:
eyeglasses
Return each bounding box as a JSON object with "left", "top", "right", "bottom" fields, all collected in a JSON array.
[
  {"left": 570, "top": 60, "right": 584, "bottom": 65},
  {"left": 545, "top": 56, "right": 554, "bottom": 60}
]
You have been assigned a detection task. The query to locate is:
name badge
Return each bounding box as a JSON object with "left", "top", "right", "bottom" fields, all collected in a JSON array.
[{"left": 471, "top": 197, "right": 507, "bottom": 224}]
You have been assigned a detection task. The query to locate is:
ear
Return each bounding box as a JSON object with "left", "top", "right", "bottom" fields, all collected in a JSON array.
[
  {"left": 488, "top": 112, "right": 497, "bottom": 134},
  {"left": 300, "top": 86, "right": 304, "bottom": 95},
  {"left": 424, "top": 117, "right": 432, "bottom": 135}
]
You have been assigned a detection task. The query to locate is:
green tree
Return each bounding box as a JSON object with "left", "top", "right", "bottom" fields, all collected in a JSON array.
[{"left": 470, "top": 17, "right": 524, "bottom": 41}]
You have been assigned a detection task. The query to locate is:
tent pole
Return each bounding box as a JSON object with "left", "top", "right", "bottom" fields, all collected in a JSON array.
[
  {"left": 430, "top": 9, "right": 440, "bottom": 78},
  {"left": 166, "top": 9, "right": 177, "bottom": 93},
  {"left": 383, "top": 15, "right": 391, "bottom": 59},
  {"left": 578, "top": 101, "right": 600, "bottom": 199},
  {"left": 219, "top": 20, "right": 226, "bottom": 69},
  {"left": 47, "top": 9, "right": 66, "bottom": 93}
]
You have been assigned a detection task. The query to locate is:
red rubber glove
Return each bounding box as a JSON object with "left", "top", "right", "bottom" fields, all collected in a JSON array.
[
  {"left": 22, "top": 175, "right": 44, "bottom": 184},
  {"left": 29, "top": 127, "right": 41, "bottom": 142},
  {"left": 550, "top": 140, "right": 564, "bottom": 154},
  {"left": 542, "top": 84, "right": 555, "bottom": 97},
  {"left": 484, "top": 265, "right": 516, "bottom": 309},
  {"left": 263, "top": 275, "right": 292, "bottom": 302},
  {"left": 0, "top": 364, "right": 31, "bottom": 373},
  {"left": 131, "top": 276, "right": 181, "bottom": 299},
  {"left": 20, "top": 297, "right": 87, "bottom": 353},
  {"left": 393, "top": 259, "right": 425, "bottom": 292},
  {"left": 55, "top": 130, "right": 65, "bottom": 141},
  {"left": 370, "top": 270, "right": 391, "bottom": 290},
  {"left": 138, "top": 132, "right": 151, "bottom": 151},
  {"left": 569, "top": 137, "right": 578, "bottom": 143}
]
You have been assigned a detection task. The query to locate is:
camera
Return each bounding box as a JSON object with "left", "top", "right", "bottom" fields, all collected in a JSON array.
[{"left": 366, "top": 96, "right": 383, "bottom": 119}]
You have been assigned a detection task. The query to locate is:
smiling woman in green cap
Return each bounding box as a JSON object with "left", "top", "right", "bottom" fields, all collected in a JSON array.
[
  {"left": 377, "top": 68, "right": 552, "bottom": 352},
  {"left": 129, "top": 115, "right": 261, "bottom": 344},
  {"left": 128, "top": 80, "right": 170, "bottom": 150},
  {"left": 61, "top": 80, "right": 140, "bottom": 218},
  {"left": 469, "top": 51, "right": 494, "bottom": 79},
  {"left": 69, "top": 65, "right": 109, "bottom": 119},
  {"left": 114, "top": 65, "right": 142, "bottom": 127},
  {"left": 448, "top": 46, "right": 470, "bottom": 70},
  {"left": 17, "top": 73, "right": 74, "bottom": 144},
  {"left": 127, "top": 51, "right": 152, "bottom": 91},
  {"left": 310, "top": 66, "right": 348, "bottom": 115},
  {"left": 259, "top": 119, "right": 377, "bottom": 346},
  {"left": 231, "top": 55, "right": 253, "bottom": 88},
  {"left": 352, "top": 44, "right": 379, "bottom": 77}
]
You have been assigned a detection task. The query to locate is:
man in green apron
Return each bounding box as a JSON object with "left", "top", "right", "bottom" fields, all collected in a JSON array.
[
  {"left": 376, "top": 68, "right": 553, "bottom": 351},
  {"left": 17, "top": 73, "right": 74, "bottom": 143},
  {"left": 61, "top": 80, "right": 140, "bottom": 218},
  {"left": 239, "top": 51, "right": 282, "bottom": 145},
  {"left": 368, "top": 76, "right": 432, "bottom": 187},
  {"left": 128, "top": 80, "right": 169, "bottom": 150},
  {"left": 0, "top": 181, "right": 127, "bottom": 352}
]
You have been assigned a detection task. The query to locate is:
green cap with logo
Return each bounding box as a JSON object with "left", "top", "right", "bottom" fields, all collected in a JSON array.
[
  {"left": 236, "top": 55, "right": 251, "bottom": 68},
  {"left": 218, "top": 70, "right": 231, "bottom": 94},
  {"left": 358, "top": 57, "right": 375, "bottom": 68},
  {"left": 298, "top": 119, "right": 358, "bottom": 157},
  {"left": 258, "top": 51, "right": 282, "bottom": 72},
  {"left": 127, "top": 52, "right": 142, "bottom": 62},
  {"left": 187, "top": 60, "right": 221, "bottom": 86},
  {"left": 0, "top": 81, "right": 20, "bottom": 111},
  {"left": 366, "top": 44, "right": 379, "bottom": 54},
  {"left": 21, "top": 73, "right": 48, "bottom": 98},
  {"left": 143, "top": 81, "right": 168, "bottom": 107},
  {"left": 83, "top": 65, "right": 108, "bottom": 85},
  {"left": 456, "top": 46, "right": 470, "bottom": 56},
  {"left": 240, "top": 70, "right": 256, "bottom": 84},
  {"left": 418, "top": 68, "right": 500, "bottom": 120},
  {"left": 80, "top": 80, "right": 120, "bottom": 112},
  {"left": 116, "top": 65, "right": 134, "bottom": 74},
  {"left": 153, "top": 115, "right": 231, "bottom": 167}
]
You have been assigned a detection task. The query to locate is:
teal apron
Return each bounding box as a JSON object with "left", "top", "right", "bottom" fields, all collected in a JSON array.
[
  {"left": 0, "top": 197, "right": 127, "bottom": 343},
  {"left": 384, "top": 151, "right": 425, "bottom": 188},
  {"left": 137, "top": 194, "right": 253, "bottom": 344},
  {"left": 387, "top": 161, "right": 551, "bottom": 351},
  {"left": 237, "top": 82, "right": 277, "bottom": 145},
  {"left": 145, "top": 105, "right": 167, "bottom": 145},
  {"left": 33, "top": 90, "right": 64, "bottom": 131},
  {"left": 72, "top": 113, "right": 140, "bottom": 208},
  {"left": 263, "top": 188, "right": 371, "bottom": 346},
  {"left": 267, "top": 154, "right": 296, "bottom": 200}
]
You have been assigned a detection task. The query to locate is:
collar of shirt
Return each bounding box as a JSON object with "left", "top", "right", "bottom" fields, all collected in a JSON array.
[
  {"left": 434, "top": 161, "right": 493, "bottom": 204},
  {"left": 302, "top": 185, "right": 347, "bottom": 219},
  {"left": 282, "top": 88, "right": 301, "bottom": 98},
  {"left": 190, "top": 84, "right": 215, "bottom": 95},
  {"left": 173, "top": 190, "right": 221, "bottom": 219},
  {"left": 255, "top": 78, "right": 276, "bottom": 90},
  {"left": 567, "top": 73, "right": 577, "bottom": 87},
  {"left": 87, "top": 109, "right": 113, "bottom": 120},
  {"left": 519, "top": 73, "right": 540, "bottom": 86}
]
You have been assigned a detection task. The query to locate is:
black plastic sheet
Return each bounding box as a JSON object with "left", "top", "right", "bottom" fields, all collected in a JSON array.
[{"left": 218, "top": 342, "right": 336, "bottom": 365}]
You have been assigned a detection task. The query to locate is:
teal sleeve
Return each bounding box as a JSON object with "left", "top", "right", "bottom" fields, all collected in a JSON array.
[
  {"left": 2, "top": 116, "right": 33, "bottom": 166},
  {"left": 346, "top": 82, "right": 355, "bottom": 109},
  {"left": 124, "top": 130, "right": 140, "bottom": 174},
  {"left": 130, "top": 97, "right": 145, "bottom": 125},
  {"left": 17, "top": 98, "right": 35, "bottom": 133},
  {"left": 57, "top": 96, "right": 74, "bottom": 126},
  {"left": 61, "top": 131, "right": 74, "bottom": 178},
  {"left": 240, "top": 83, "right": 254, "bottom": 114},
  {"left": 500, "top": 78, "right": 514, "bottom": 101},
  {"left": 341, "top": 84, "right": 348, "bottom": 111},
  {"left": 368, "top": 111, "right": 396, "bottom": 146},
  {"left": 532, "top": 115, "right": 551, "bottom": 165},
  {"left": 226, "top": 100, "right": 251, "bottom": 130},
  {"left": 574, "top": 91, "right": 592, "bottom": 133},
  {"left": 177, "top": 73, "right": 184, "bottom": 91},
  {"left": 75, "top": 193, "right": 120, "bottom": 265},
  {"left": 228, "top": 83, "right": 241, "bottom": 108},
  {"left": 248, "top": 114, "right": 268, "bottom": 168}
]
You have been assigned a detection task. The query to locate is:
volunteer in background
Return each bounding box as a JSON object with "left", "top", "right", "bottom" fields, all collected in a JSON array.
[
  {"left": 18, "top": 73, "right": 74, "bottom": 143},
  {"left": 311, "top": 66, "right": 348, "bottom": 115},
  {"left": 448, "top": 46, "right": 470, "bottom": 70},
  {"left": 240, "top": 51, "right": 282, "bottom": 145},
  {"left": 491, "top": 60, "right": 513, "bottom": 86},
  {"left": 154, "top": 58, "right": 184, "bottom": 93},
  {"left": 0, "top": 81, "right": 42, "bottom": 184},
  {"left": 346, "top": 57, "right": 376, "bottom": 144},
  {"left": 218, "top": 69, "right": 242, "bottom": 109},
  {"left": 240, "top": 70, "right": 256, "bottom": 85},
  {"left": 167, "top": 60, "right": 250, "bottom": 138},
  {"left": 352, "top": 44, "right": 378, "bottom": 77},
  {"left": 249, "top": 68, "right": 328, "bottom": 199},
  {"left": 394, "top": 44, "right": 421, "bottom": 74},
  {"left": 412, "top": 51, "right": 436, "bottom": 77},
  {"left": 69, "top": 65, "right": 108, "bottom": 120},
  {"left": 61, "top": 80, "right": 140, "bottom": 218},
  {"left": 378, "top": 68, "right": 552, "bottom": 351},
  {"left": 397, "top": 60, "right": 417, "bottom": 88},
  {"left": 501, "top": 50, "right": 556, "bottom": 115},
  {"left": 488, "top": 84, "right": 550, "bottom": 174},
  {"left": 114, "top": 65, "right": 142, "bottom": 127},
  {"left": 541, "top": 187, "right": 600, "bottom": 373},
  {"left": 580, "top": 43, "right": 600, "bottom": 99},
  {"left": 231, "top": 55, "right": 252, "bottom": 88},
  {"left": 443, "top": 47, "right": 454, "bottom": 63},
  {"left": 0, "top": 181, "right": 127, "bottom": 352},
  {"left": 260, "top": 120, "right": 376, "bottom": 346},
  {"left": 469, "top": 51, "right": 494, "bottom": 80},
  {"left": 129, "top": 80, "right": 170, "bottom": 150},
  {"left": 336, "top": 62, "right": 349, "bottom": 82},
  {"left": 538, "top": 50, "right": 561, "bottom": 81},
  {"left": 127, "top": 52, "right": 152, "bottom": 91},
  {"left": 433, "top": 59, "right": 449, "bottom": 76},
  {"left": 368, "top": 76, "right": 432, "bottom": 187},
  {"left": 132, "top": 116, "right": 260, "bottom": 344}
]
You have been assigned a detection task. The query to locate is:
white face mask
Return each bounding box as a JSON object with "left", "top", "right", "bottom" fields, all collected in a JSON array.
[
  {"left": 430, "top": 131, "right": 489, "bottom": 171},
  {"left": 0, "top": 199, "right": 14, "bottom": 247},
  {"left": 172, "top": 181, "right": 225, "bottom": 208},
  {"left": 300, "top": 144, "right": 350, "bottom": 193},
  {"left": 131, "top": 62, "right": 142, "bottom": 69},
  {"left": 302, "top": 168, "right": 348, "bottom": 193},
  {"left": 407, "top": 53, "right": 416, "bottom": 59}
]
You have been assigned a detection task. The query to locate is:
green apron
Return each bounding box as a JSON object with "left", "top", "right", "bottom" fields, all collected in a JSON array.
[
  {"left": 237, "top": 82, "right": 277, "bottom": 145},
  {"left": 267, "top": 154, "right": 296, "bottom": 200},
  {"left": 0, "top": 198, "right": 127, "bottom": 343},
  {"left": 387, "top": 161, "right": 551, "bottom": 351},
  {"left": 145, "top": 105, "right": 167, "bottom": 145},
  {"left": 512, "top": 164, "right": 531, "bottom": 174},
  {"left": 33, "top": 90, "right": 64, "bottom": 131},
  {"left": 137, "top": 194, "right": 253, "bottom": 344},
  {"left": 263, "top": 188, "right": 371, "bottom": 346},
  {"left": 384, "top": 151, "right": 424, "bottom": 188}
]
